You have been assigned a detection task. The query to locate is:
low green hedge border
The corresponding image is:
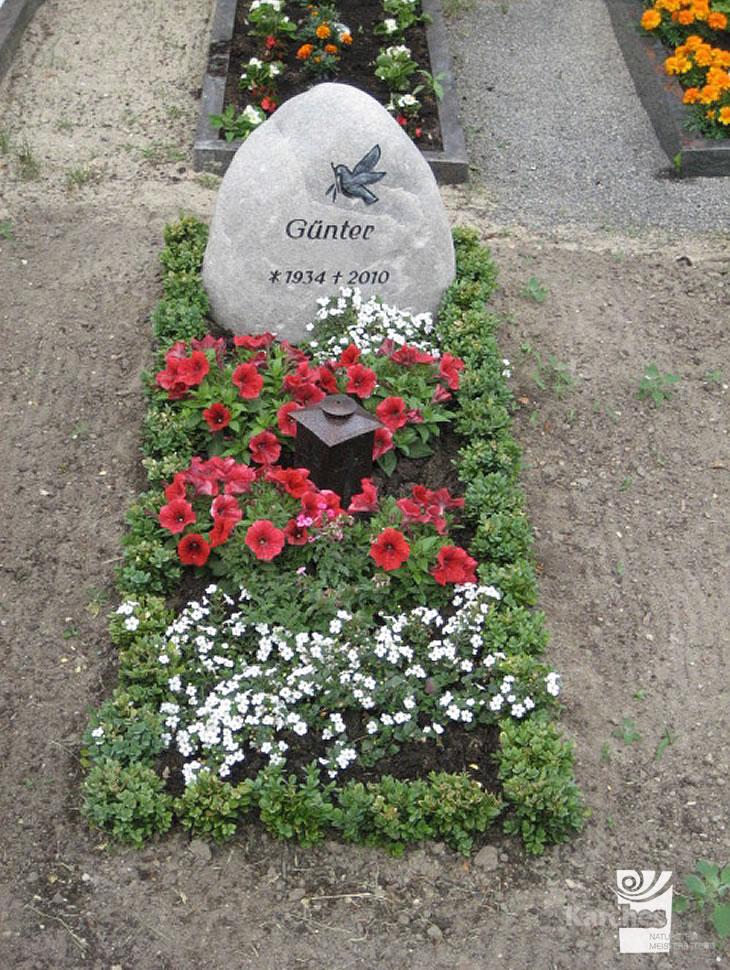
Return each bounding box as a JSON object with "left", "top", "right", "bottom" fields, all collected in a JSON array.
[{"left": 80, "top": 217, "right": 587, "bottom": 856}]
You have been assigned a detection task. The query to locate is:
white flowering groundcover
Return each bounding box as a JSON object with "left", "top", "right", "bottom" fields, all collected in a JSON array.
[{"left": 81, "top": 220, "right": 586, "bottom": 856}]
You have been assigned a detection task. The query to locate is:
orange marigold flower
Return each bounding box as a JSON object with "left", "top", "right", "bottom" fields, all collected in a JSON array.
[
  {"left": 296, "top": 43, "right": 314, "bottom": 59},
  {"left": 316, "top": 23, "right": 331, "bottom": 39},
  {"left": 706, "top": 108, "right": 716, "bottom": 119},
  {"left": 694, "top": 44, "right": 714, "bottom": 66},
  {"left": 708, "top": 11, "right": 728, "bottom": 30},
  {"left": 699, "top": 82, "right": 721, "bottom": 104},
  {"left": 324, "top": 43, "right": 338, "bottom": 54},
  {"left": 718, "top": 106, "right": 730, "bottom": 125},
  {"left": 340, "top": 32, "right": 353, "bottom": 45},
  {"left": 683, "top": 86, "right": 701, "bottom": 103},
  {"left": 676, "top": 10, "right": 695, "bottom": 24},
  {"left": 684, "top": 34, "right": 703, "bottom": 50},
  {"left": 707, "top": 67, "right": 730, "bottom": 90},
  {"left": 641, "top": 9, "right": 662, "bottom": 29}
]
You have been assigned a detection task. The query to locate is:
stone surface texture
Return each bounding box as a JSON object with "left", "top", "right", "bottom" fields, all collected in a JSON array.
[{"left": 202, "top": 83, "right": 455, "bottom": 343}]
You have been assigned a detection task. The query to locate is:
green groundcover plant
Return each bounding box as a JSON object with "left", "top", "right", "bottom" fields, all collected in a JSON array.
[{"left": 80, "top": 217, "right": 587, "bottom": 856}]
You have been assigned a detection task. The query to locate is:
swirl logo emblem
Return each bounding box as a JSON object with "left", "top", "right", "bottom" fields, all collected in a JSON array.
[{"left": 615, "top": 870, "right": 673, "bottom": 953}]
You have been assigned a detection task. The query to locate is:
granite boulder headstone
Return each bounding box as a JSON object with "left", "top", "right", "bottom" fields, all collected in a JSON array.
[{"left": 202, "top": 82, "right": 455, "bottom": 344}]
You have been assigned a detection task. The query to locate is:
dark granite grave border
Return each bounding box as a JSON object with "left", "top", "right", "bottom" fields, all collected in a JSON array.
[
  {"left": 193, "top": 0, "right": 468, "bottom": 184},
  {"left": 606, "top": 0, "right": 730, "bottom": 177},
  {"left": 0, "top": 0, "right": 44, "bottom": 80}
]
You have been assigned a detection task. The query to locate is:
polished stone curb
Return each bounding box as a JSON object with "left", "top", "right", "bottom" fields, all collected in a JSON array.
[
  {"left": 606, "top": 0, "right": 729, "bottom": 177},
  {"left": 193, "top": 0, "right": 469, "bottom": 184},
  {"left": 0, "top": 0, "right": 44, "bottom": 80}
]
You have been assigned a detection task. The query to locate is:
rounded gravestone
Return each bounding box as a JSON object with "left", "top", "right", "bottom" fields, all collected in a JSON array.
[{"left": 201, "top": 83, "right": 455, "bottom": 344}]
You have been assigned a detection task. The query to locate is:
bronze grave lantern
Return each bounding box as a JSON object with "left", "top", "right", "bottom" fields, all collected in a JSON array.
[{"left": 293, "top": 393, "right": 382, "bottom": 505}]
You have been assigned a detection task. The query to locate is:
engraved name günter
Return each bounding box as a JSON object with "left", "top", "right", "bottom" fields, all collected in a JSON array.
[{"left": 285, "top": 218, "right": 376, "bottom": 241}]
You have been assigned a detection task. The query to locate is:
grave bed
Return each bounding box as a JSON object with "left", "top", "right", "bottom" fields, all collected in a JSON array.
[
  {"left": 193, "top": 0, "right": 468, "bottom": 184},
  {"left": 607, "top": 0, "right": 730, "bottom": 178}
]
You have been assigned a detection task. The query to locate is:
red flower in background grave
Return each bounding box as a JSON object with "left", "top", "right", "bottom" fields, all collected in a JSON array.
[
  {"left": 372, "top": 427, "right": 393, "bottom": 459},
  {"left": 159, "top": 498, "right": 196, "bottom": 534},
  {"left": 232, "top": 362, "right": 264, "bottom": 399},
  {"left": 233, "top": 332, "right": 276, "bottom": 350},
  {"left": 245, "top": 519, "right": 286, "bottom": 561},
  {"left": 202, "top": 402, "right": 231, "bottom": 432},
  {"left": 370, "top": 528, "right": 411, "bottom": 571},
  {"left": 178, "top": 533, "right": 210, "bottom": 567},
  {"left": 249, "top": 430, "right": 281, "bottom": 466},
  {"left": 430, "top": 546, "right": 478, "bottom": 585}
]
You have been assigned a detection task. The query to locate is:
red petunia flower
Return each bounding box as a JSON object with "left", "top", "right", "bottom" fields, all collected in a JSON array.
[
  {"left": 249, "top": 430, "right": 281, "bottom": 466},
  {"left": 211, "top": 494, "right": 242, "bottom": 523},
  {"left": 232, "top": 362, "right": 264, "bottom": 399},
  {"left": 430, "top": 545, "right": 478, "bottom": 585},
  {"left": 267, "top": 466, "right": 313, "bottom": 498},
  {"left": 277, "top": 400, "right": 302, "bottom": 436},
  {"left": 284, "top": 518, "right": 309, "bottom": 546},
  {"left": 245, "top": 519, "right": 286, "bottom": 561},
  {"left": 315, "top": 366, "right": 339, "bottom": 395},
  {"left": 373, "top": 426, "right": 393, "bottom": 459},
  {"left": 375, "top": 396, "right": 408, "bottom": 432},
  {"left": 390, "top": 345, "right": 435, "bottom": 367},
  {"left": 346, "top": 363, "right": 377, "bottom": 398},
  {"left": 348, "top": 478, "right": 379, "bottom": 513},
  {"left": 178, "top": 533, "right": 210, "bottom": 567},
  {"left": 183, "top": 457, "right": 220, "bottom": 497},
  {"left": 431, "top": 384, "right": 452, "bottom": 404},
  {"left": 439, "top": 353, "right": 465, "bottom": 391},
  {"left": 290, "top": 380, "right": 326, "bottom": 407},
  {"left": 260, "top": 96, "right": 277, "bottom": 113},
  {"left": 337, "top": 344, "right": 360, "bottom": 368},
  {"left": 396, "top": 497, "right": 428, "bottom": 526},
  {"left": 300, "top": 489, "right": 328, "bottom": 524},
  {"left": 222, "top": 463, "right": 257, "bottom": 495},
  {"left": 208, "top": 516, "right": 235, "bottom": 548},
  {"left": 233, "top": 332, "right": 276, "bottom": 350},
  {"left": 159, "top": 498, "right": 196, "bottom": 534},
  {"left": 202, "top": 402, "right": 231, "bottom": 432},
  {"left": 164, "top": 473, "right": 188, "bottom": 502},
  {"left": 177, "top": 350, "right": 210, "bottom": 387},
  {"left": 370, "top": 528, "right": 411, "bottom": 571},
  {"left": 191, "top": 334, "right": 226, "bottom": 369}
]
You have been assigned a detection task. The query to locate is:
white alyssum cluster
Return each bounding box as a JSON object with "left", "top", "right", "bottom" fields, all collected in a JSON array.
[
  {"left": 307, "top": 287, "right": 438, "bottom": 360},
  {"left": 155, "top": 583, "right": 561, "bottom": 786}
]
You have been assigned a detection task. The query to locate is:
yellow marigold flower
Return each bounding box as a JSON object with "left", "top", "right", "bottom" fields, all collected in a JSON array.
[
  {"left": 699, "top": 82, "right": 721, "bottom": 104},
  {"left": 296, "top": 43, "right": 314, "bottom": 59},
  {"left": 690, "top": 1, "right": 709, "bottom": 22},
  {"left": 684, "top": 34, "right": 704, "bottom": 51},
  {"left": 712, "top": 49, "right": 730, "bottom": 69},
  {"left": 656, "top": 0, "right": 679, "bottom": 11},
  {"left": 708, "top": 11, "right": 728, "bottom": 30},
  {"left": 316, "top": 23, "right": 331, "bottom": 39},
  {"left": 683, "top": 86, "right": 701, "bottom": 103},
  {"left": 718, "top": 106, "right": 730, "bottom": 125},
  {"left": 641, "top": 9, "right": 662, "bottom": 29}
]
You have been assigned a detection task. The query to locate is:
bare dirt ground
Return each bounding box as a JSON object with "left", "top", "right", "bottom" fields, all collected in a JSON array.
[{"left": 0, "top": 2, "right": 728, "bottom": 968}]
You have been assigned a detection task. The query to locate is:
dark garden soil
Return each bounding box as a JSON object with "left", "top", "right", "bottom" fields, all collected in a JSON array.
[
  {"left": 224, "top": 0, "right": 443, "bottom": 150},
  {"left": 0, "top": 2, "right": 728, "bottom": 970}
]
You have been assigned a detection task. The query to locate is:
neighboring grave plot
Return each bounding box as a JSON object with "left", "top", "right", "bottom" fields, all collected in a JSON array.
[{"left": 202, "top": 83, "right": 455, "bottom": 344}]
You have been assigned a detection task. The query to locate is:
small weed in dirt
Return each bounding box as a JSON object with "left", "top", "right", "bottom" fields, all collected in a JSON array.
[
  {"left": 521, "top": 276, "right": 548, "bottom": 303},
  {"left": 613, "top": 716, "right": 642, "bottom": 745},
  {"left": 64, "top": 165, "right": 94, "bottom": 190},
  {"left": 705, "top": 369, "right": 724, "bottom": 387},
  {"left": 673, "top": 859, "right": 730, "bottom": 942},
  {"left": 619, "top": 475, "right": 632, "bottom": 491},
  {"left": 0, "top": 126, "right": 11, "bottom": 155},
  {"left": 55, "top": 118, "right": 74, "bottom": 132},
  {"left": 85, "top": 586, "right": 110, "bottom": 618},
  {"left": 0, "top": 219, "right": 12, "bottom": 239},
  {"left": 636, "top": 363, "right": 681, "bottom": 407},
  {"left": 600, "top": 742, "right": 611, "bottom": 764},
  {"left": 655, "top": 726, "right": 675, "bottom": 762},
  {"left": 15, "top": 138, "right": 41, "bottom": 180}
]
